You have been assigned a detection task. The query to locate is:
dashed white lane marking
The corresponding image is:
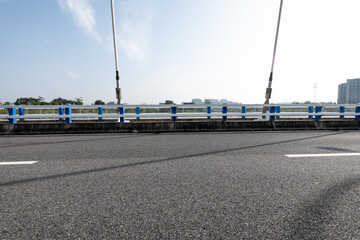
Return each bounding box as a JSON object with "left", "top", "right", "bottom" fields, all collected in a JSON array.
[
  {"left": 285, "top": 153, "right": 360, "bottom": 158},
  {"left": 0, "top": 161, "right": 38, "bottom": 165}
]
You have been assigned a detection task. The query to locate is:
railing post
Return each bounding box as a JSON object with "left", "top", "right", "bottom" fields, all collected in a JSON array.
[
  {"left": 136, "top": 107, "right": 140, "bottom": 120},
  {"left": 356, "top": 106, "right": 360, "bottom": 120},
  {"left": 59, "top": 107, "right": 64, "bottom": 120},
  {"left": 207, "top": 106, "right": 211, "bottom": 119},
  {"left": 242, "top": 106, "right": 246, "bottom": 119},
  {"left": 65, "top": 104, "right": 72, "bottom": 123},
  {"left": 171, "top": 106, "right": 177, "bottom": 122},
  {"left": 308, "top": 106, "right": 314, "bottom": 119},
  {"left": 222, "top": 106, "right": 228, "bottom": 121},
  {"left": 19, "top": 108, "right": 25, "bottom": 121},
  {"left": 270, "top": 106, "right": 276, "bottom": 121},
  {"left": 98, "top": 107, "right": 103, "bottom": 120},
  {"left": 315, "top": 106, "right": 322, "bottom": 121},
  {"left": 8, "top": 107, "right": 17, "bottom": 124},
  {"left": 119, "top": 107, "right": 125, "bottom": 123},
  {"left": 276, "top": 106, "right": 280, "bottom": 119},
  {"left": 340, "top": 106, "right": 345, "bottom": 119}
]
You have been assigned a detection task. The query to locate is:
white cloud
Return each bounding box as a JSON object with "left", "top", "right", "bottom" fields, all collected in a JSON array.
[
  {"left": 119, "top": 19, "right": 150, "bottom": 61},
  {"left": 44, "top": 39, "right": 79, "bottom": 53},
  {"left": 118, "top": 3, "right": 153, "bottom": 62},
  {"left": 58, "top": 0, "right": 101, "bottom": 42},
  {"left": 64, "top": 68, "right": 81, "bottom": 82}
]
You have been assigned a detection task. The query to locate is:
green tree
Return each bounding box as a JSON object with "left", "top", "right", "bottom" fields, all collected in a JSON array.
[
  {"left": 74, "top": 97, "right": 83, "bottom": 105},
  {"left": 51, "top": 97, "right": 71, "bottom": 105},
  {"left": 165, "top": 100, "right": 174, "bottom": 105},
  {"left": 94, "top": 100, "right": 105, "bottom": 105},
  {"left": 204, "top": 100, "right": 211, "bottom": 105},
  {"left": 15, "top": 96, "right": 46, "bottom": 105},
  {"left": 292, "top": 101, "right": 312, "bottom": 104},
  {"left": 50, "top": 97, "right": 82, "bottom": 105}
]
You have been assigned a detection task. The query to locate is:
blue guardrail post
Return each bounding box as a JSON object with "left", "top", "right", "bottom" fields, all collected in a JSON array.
[
  {"left": 136, "top": 107, "right": 140, "bottom": 120},
  {"left": 308, "top": 106, "right": 314, "bottom": 118},
  {"left": 171, "top": 106, "right": 177, "bottom": 122},
  {"left": 222, "top": 106, "right": 228, "bottom": 121},
  {"left": 242, "top": 106, "right": 246, "bottom": 119},
  {"left": 315, "top": 106, "right": 322, "bottom": 121},
  {"left": 19, "top": 108, "right": 24, "bottom": 121},
  {"left": 65, "top": 104, "right": 72, "bottom": 123},
  {"left": 59, "top": 107, "right": 64, "bottom": 121},
  {"left": 356, "top": 106, "right": 360, "bottom": 120},
  {"left": 8, "top": 107, "right": 16, "bottom": 124},
  {"left": 276, "top": 106, "right": 280, "bottom": 119},
  {"left": 270, "top": 106, "right": 276, "bottom": 121},
  {"left": 207, "top": 106, "right": 211, "bottom": 119},
  {"left": 98, "top": 107, "right": 103, "bottom": 120},
  {"left": 119, "top": 107, "right": 125, "bottom": 123},
  {"left": 340, "top": 106, "right": 345, "bottom": 119}
]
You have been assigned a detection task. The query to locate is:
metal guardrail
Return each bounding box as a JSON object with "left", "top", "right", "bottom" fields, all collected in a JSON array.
[{"left": 0, "top": 104, "right": 359, "bottom": 123}]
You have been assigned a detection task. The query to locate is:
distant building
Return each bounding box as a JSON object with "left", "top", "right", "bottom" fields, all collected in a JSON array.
[
  {"left": 227, "top": 101, "right": 240, "bottom": 105},
  {"left": 337, "top": 83, "right": 346, "bottom": 104},
  {"left": 204, "top": 99, "right": 220, "bottom": 105},
  {"left": 337, "top": 78, "right": 360, "bottom": 104},
  {"left": 191, "top": 99, "right": 203, "bottom": 105},
  {"left": 220, "top": 99, "right": 228, "bottom": 104}
]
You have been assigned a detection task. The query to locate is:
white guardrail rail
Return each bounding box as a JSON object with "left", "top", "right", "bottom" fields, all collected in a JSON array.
[{"left": 0, "top": 104, "right": 359, "bottom": 123}]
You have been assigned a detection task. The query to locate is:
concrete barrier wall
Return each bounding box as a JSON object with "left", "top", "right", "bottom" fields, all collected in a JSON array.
[{"left": 1, "top": 119, "right": 360, "bottom": 135}]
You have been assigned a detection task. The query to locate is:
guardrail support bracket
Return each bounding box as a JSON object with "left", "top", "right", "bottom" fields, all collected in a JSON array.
[
  {"left": 8, "top": 108, "right": 17, "bottom": 124},
  {"left": 222, "top": 106, "right": 228, "bottom": 121},
  {"left": 315, "top": 106, "right": 322, "bottom": 121},
  {"left": 171, "top": 106, "right": 177, "bottom": 122},
  {"left": 65, "top": 105, "right": 72, "bottom": 123}
]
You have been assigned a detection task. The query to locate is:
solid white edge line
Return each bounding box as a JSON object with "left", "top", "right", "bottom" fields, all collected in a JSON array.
[
  {"left": 286, "top": 153, "right": 360, "bottom": 158},
  {"left": 0, "top": 161, "right": 38, "bottom": 165}
]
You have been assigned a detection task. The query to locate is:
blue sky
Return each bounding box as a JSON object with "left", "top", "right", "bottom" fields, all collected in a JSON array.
[{"left": 1, "top": 0, "right": 360, "bottom": 104}]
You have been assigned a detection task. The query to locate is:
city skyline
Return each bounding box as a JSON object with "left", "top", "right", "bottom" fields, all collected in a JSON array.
[
  {"left": 2, "top": 0, "right": 360, "bottom": 104},
  {"left": 337, "top": 78, "right": 360, "bottom": 104}
]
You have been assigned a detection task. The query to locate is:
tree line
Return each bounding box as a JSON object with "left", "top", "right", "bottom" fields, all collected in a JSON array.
[
  {"left": 292, "top": 101, "right": 336, "bottom": 104},
  {"left": 0, "top": 97, "right": 106, "bottom": 106}
]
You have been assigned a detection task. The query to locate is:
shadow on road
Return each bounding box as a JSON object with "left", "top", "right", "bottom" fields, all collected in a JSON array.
[
  {"left": 0, "top": 131, "right": 348, "bottom": 187},
  {"left": 0, "top": 134, "right": 151, "bottom": 149},
  {"left": 285, "top": 176, "right": 360, "bottom": 239},
  {"left": 317, "top": 146, "right": 355, "bottom": 153}
]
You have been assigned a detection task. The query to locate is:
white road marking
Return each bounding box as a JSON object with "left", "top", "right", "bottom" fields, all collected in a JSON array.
[
  {"left": 0, "top": 161, "right": 38, "bottom": 165},
  {"left": 286, "top": 153, "right": 360, "bottom": 158}
]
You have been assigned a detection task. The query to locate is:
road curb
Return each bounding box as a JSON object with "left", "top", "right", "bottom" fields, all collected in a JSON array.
[{"left": 1, "top": 119, "right": 360, "bottom": 135}]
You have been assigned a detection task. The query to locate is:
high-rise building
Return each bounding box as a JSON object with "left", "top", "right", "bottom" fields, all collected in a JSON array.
[
  {"left": 338, "top": 83, "right": 346, "bottom": 104},
  {"left": 337, "top": 78, "right": 360, "bottom": 104}
]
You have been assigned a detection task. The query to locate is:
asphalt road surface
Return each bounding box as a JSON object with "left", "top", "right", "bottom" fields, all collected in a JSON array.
[{"left": 1, "top": 131, "right": 360, "bottom": 239}]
